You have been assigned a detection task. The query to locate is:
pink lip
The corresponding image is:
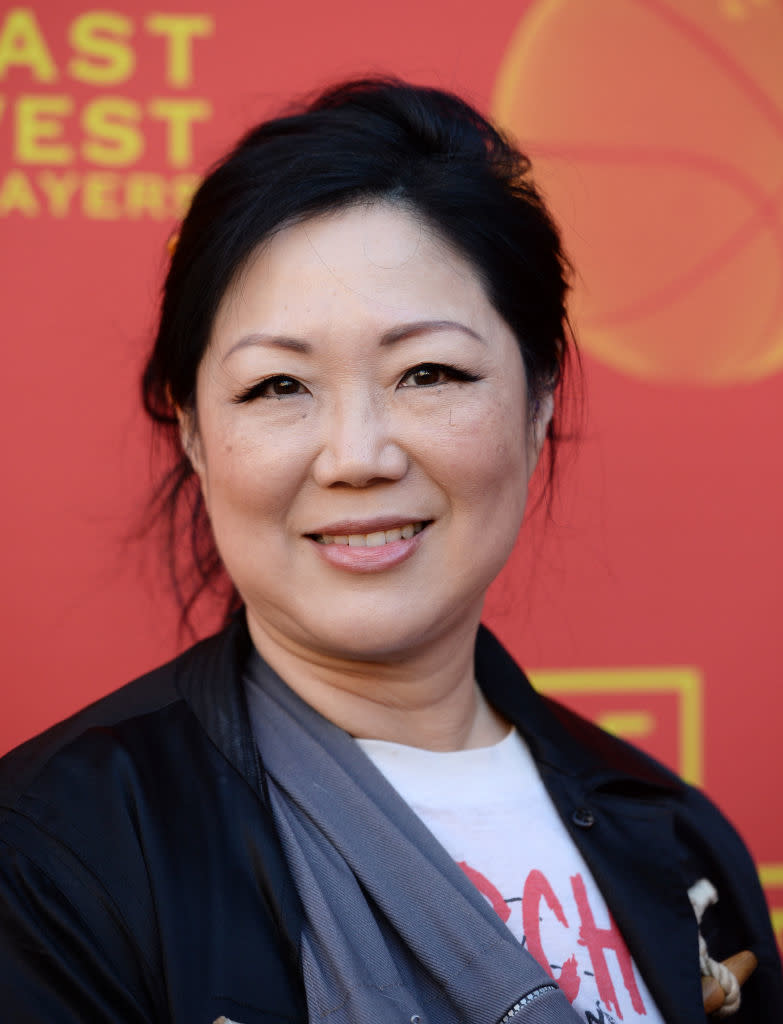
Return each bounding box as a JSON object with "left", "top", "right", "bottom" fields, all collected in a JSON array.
[{"left": 307, "top": 524, "right": 429, "bottom": 574}]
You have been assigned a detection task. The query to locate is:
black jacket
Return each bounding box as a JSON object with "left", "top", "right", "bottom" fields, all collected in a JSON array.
[{"left": 1, "top": 617, "right": 781, "bottom": 1023}]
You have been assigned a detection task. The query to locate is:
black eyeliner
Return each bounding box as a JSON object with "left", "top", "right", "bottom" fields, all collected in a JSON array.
[
  {"left": 233, "top": 381, "right": 265, "bottom": 404},
  {"left": 233, "top": 374, "right": 302, "bottom": 404},
  {"left": 407, "top": 362, "right": 482, "bottom": 383}
]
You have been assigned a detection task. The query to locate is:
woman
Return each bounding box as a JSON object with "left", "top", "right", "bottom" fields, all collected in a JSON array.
[{"left": 0, "top": 79, "right": 780, "bottom": 1024}]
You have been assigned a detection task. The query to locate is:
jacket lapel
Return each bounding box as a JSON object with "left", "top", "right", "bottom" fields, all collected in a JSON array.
[
  {"left": 541, "top": 768, "right": 704, "bottom": 1023},
  {"left": 174, "top": 614, "right": 306, "bottom": 966},
  {"left": 476, "top": 626, "right": 705, "bottom": 1023}
]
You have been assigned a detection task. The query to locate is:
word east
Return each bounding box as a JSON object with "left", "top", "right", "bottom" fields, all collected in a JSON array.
[
  {"left": 0, "top": 10, "right": 213, "bottom": 87},
  {"left": 0, "top": 167, "right": 200, "bottom": 219}
]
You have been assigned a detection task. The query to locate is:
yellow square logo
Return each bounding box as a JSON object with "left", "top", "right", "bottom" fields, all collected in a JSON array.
[{"left": 529, "top": 667, "right": 703, "bottom": 785}]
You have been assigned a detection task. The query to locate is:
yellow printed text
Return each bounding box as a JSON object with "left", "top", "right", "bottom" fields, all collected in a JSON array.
[
  {"left": 2, "top": 93, "right": 212, "bottom": 168},
  {"left": 0, "top": 167, "right": 200, "bottom": 219},
  {"left": 0, "top": 8, "right": 214, "bottom": 87}
]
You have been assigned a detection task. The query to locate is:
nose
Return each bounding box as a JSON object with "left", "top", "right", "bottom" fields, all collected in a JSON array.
[{"left": 311, "top": 390, "right": 408, "bottom": 488}]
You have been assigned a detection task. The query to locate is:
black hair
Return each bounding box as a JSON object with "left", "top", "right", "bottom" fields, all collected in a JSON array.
[{"left": 141, "top": 76, "right": 576, "bottom": 630}]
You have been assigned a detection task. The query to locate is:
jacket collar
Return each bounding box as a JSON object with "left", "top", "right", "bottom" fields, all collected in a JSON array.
[
  {"left": 475, "top": 624, "right": 683, "bottom": 797},
  {"left": 173, "top": 612, "right": 263, "bottom": 792},
  {"left": 173, "top": 612, "right": 308, "bottom": 967}
]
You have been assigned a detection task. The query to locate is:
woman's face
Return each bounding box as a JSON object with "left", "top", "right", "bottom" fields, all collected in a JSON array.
[{"left": 188, "top": 202, "right": 549, "bottom": 662}]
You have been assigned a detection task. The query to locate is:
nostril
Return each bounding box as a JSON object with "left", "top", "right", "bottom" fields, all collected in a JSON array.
[{"left": 312, "top": 435, "right": 409, "bottom": 488}]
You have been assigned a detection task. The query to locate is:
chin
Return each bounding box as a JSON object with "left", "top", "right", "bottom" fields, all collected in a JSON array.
[
  {"left": 305, "top": 620, "right": 434, "bottom": 663},
  {"left": 293, "top": 594, "right": 482, "bottom": 665}
]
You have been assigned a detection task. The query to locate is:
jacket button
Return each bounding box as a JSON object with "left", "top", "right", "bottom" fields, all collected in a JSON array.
[{"left": 572, "top": 807, "right": 595, "bottom": 828}]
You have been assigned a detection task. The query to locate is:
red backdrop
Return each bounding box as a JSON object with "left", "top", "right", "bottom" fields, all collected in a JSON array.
[{"left": 2, "top": 0, "right": 782, "bottom": 945}]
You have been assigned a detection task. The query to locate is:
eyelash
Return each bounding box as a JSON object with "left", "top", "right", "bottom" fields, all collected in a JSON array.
[
  {"left": 233, "top": 363, "right": 480, "bottom": 404},
  {"left": 399, "top": 363, "right": 481, "bottom": 387},
  {"left": 233, "top": 376, "right": 305, "bottom": 403}
]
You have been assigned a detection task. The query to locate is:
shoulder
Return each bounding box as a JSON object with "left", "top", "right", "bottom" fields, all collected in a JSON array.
[
  {"left": 534, "top": 684, "right": 751, "bottom": 866},
  {"left": 0, "top": 615, "right": 261, "bottom": 866},
  {"left": 544, "top": 692, "right": 762, "bottom": 894},
  {"left": 1, "top": 659, "right": 174, "bottom": 810},
  {"left": 477, "top": 627, "right": 783, "bottom": 1009},
  {"left": 0, "top": 613, "right": 261, "bottom": 920},
  {"left": 0, "top": 616, "right": 303, "bottom": 1019},
  {"left": 0, "top": 622, "right": 236, "bottom": 812}
]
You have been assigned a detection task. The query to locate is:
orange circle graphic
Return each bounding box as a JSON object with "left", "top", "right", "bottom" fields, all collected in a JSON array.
[{"left": 492, "top": 0, "right": 783, "bottom": 384}]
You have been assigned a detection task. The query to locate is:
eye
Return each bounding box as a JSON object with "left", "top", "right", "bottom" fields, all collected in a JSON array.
[
  {"left": 398, "top": 363, "right": 480, "bottom": 388},
  {"left": 234, "top": 375, "right": 308, "bottom": 403}
]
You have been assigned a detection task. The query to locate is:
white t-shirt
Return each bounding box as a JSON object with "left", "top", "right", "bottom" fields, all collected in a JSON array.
[{"left": 357, "top": 728, "right": 666, "bottom": 1024}]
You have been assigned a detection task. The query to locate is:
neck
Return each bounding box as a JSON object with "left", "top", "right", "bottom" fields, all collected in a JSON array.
[{"left": 245, "top": 613, "right": 509, "bottom": 752}]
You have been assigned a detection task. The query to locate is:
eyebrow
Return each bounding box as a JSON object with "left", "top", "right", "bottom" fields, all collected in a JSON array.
[
  {"left": 380, "top": 319, "right": 485, "bottom": 346},
  {"left": 224, "top": 333, "right": 311, "bottom": 360},
  {"left": 223, "top": 319, "right": 485, "bottom": 362}
]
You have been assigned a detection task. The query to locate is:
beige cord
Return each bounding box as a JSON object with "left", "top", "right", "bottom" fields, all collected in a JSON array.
[{"left": 688, "top": 878, "right": 741, "bottom": 1017}]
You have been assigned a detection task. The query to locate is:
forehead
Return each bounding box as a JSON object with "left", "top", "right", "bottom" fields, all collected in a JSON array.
[{"left": 211, "top": 202, "right": 496, "bottom": 344}]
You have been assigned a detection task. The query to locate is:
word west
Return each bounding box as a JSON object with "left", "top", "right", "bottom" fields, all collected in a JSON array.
[{"left": 0, "top": 8, "right": 215, "bottom": 219}]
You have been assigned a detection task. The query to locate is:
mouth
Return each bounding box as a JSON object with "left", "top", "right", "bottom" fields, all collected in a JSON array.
[{"left": 308, "top": 521, "right": 430, "bottom": 547}]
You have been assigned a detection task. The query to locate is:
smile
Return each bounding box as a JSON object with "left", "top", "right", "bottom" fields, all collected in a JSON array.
[
  {"left": 312, "top": 522, "right": 428, "bottom": 547},
  {"left": 306, "top": 520, "right": 432, "bottom": 574}
]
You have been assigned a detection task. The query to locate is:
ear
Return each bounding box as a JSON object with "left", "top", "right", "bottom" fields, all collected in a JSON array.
[
  {"left": 176, "top": 405, "right": 206, "bottom": 483},
  {"left": 527, "top": 390, "right": 554, "bottom": 475}
]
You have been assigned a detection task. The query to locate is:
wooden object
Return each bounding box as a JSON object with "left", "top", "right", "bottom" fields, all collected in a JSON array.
[{"left": 702, "top": 950, "right": 758, "bottom": 1014}]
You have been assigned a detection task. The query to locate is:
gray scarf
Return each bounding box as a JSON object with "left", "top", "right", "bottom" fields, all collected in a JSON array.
[{"left": 244, "top": 651, "right": 582, "bottom": 1024}]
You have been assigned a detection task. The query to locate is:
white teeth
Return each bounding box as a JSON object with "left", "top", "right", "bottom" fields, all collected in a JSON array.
[{"left": 316, "top": 522, "right": 425, "bottom": 546}]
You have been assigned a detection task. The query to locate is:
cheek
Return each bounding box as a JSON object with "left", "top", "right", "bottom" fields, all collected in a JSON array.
[
  {"left": 417, "top": 392, "right": 529, "bottom": 501},
  {"left": 197, "top": 417, "right": 307, "bottom": 527}
]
